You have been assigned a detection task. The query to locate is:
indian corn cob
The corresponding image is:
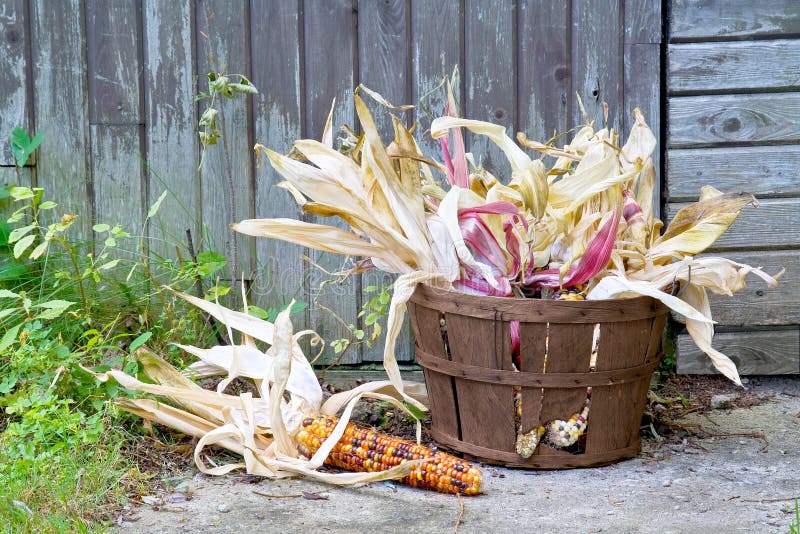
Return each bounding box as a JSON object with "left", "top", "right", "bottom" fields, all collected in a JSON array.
[
  {"left": 296, "top": 414, "right": 482, "bottom": 495},
  {"left": 546, "top": 402, "right": 590, "bottom": 448}
]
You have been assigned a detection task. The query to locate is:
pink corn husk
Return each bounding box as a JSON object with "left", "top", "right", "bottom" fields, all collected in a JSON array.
[{"left": 525, "top": 209, "right": 621, "bottom": 288}]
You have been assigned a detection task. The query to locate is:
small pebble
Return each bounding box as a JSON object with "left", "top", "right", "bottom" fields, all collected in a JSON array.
[
  {"left": 687, "top": 466, "right": 697, "bottom": 473},
  {"left": 662, "top": 479, "right": 672, "bottom": 487},
  {"left": 217, "top": 504, "right": 230, "bottom": 513}
]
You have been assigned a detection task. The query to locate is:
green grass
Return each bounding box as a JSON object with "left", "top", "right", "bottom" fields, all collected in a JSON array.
[
  {"left": 790, "top": 498, "right": 799, "bottom": 534},
  {"left": 0, "top": 183, "right": 233, "bottom": 531},
  {"left": 0, "top": 425, "right": 139, "bottom": 532}
]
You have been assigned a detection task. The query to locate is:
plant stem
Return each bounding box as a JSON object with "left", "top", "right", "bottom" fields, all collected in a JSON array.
[{"left": 58, "top": 238, "right": 90, "bottom": 316}]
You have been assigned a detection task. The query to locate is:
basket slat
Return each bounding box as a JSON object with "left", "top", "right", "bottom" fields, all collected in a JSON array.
[
  {"left": 518, "top": 321, "right": 547, "bottom": 436},
  {"left": 586, "top": 318, "right": 653, "bottom": 455},
  {"left": 445, "top": 312, "right": 516, "bottom": 453},
  {"left": 407, "top": 302, "right": 460, "bottom": 440},
  {"left": 409, "top": 285, "right": 669, "bottom": 468}
]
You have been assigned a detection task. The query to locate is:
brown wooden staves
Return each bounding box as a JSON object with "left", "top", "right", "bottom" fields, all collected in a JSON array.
[{"left": 407, "top": 284, "right": 670, "bottom": 469}]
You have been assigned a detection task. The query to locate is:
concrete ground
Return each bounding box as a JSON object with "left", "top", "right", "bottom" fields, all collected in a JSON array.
[{"left": 114, "top": 377, "right": 800, "bottom": 533}]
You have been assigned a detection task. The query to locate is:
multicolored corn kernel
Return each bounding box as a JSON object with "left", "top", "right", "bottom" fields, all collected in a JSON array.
[
  {"left": 553, "top": 288, "right": 586, "bottom": 301},
  {"left": 296, "top": 414, "right": 482, "bottom": 495},
  {"left": 515, "top": 425, "right": 545, "bottom": 458},
  {"left": 546, "top": 404, "right": 590, "bottom": 448}
]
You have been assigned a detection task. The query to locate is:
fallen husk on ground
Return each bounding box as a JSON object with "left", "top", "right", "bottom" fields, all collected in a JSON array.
[
  {"left": 232, "top": 83, "right": 782, "bottom": 388},
  {"left": 90, "top": 289, "right": 482, "bottom": 494}
]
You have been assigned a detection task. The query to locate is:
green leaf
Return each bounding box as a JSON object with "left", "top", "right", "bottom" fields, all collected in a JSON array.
[
  {"left": 0, "top": 289, "right": 20, "bottom": 299},
  {"left": 0, "top": 308, "right": 18, "bottom": 320},
  {"left": 147, "top": 190, "right": 168, "bottom": 218},
  {"left": 38, "top": 200, "right": 57, "bottom": 210},
  {"left": 28, "top": 240, "right": 49, "bottom": 260},
  {"left": 98, "top": 259, "right": 120, "bottom": 270},
  {"left": 9, "top": 186, "right": 34, "bottom": 200},
  {"left": 204, "top": 284, "right": 231, "bottom": 300},
  {"left": 13, "top": 234, "right": 35, "bottom": 258},
  {"left": 196, "top": 251, "right": 227, "bottom": 277},
  {"left": 229, "top": 82, "right": 258, "bottom": 95},
  {"left": 92, "top": 223, "right": 110, "bottom": 233},
  {"left": 129, "top": 331, "right": 152, "bottom": 352},
  {"left": 8, "top": 224, "right": 35, "bottom": 244},
  {"left": 104, "top": 236, "right": 116, "bottom": 247},
  {"left": 0, "top": 323, "right": 21, "bottom": 352},
  {"left": 33, "top": 299, "right": 74, "bottom": 310}
]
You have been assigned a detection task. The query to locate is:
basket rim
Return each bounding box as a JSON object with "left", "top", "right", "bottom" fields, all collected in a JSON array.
[{"left": 409, "top": 283, "right": 670, "bottom": 323}]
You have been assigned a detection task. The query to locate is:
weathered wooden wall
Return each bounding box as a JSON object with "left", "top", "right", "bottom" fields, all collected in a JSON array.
[
  {"left": 0, "top": 0, "right": 663, "bottom": 365},
  {"left": 668, "top": 0, "right": 800, "bottom": 374}
]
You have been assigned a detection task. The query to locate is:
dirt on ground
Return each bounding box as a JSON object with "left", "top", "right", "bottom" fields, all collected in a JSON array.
[{"left": 113, "top": 376, "right": 800, "bottom": 533}]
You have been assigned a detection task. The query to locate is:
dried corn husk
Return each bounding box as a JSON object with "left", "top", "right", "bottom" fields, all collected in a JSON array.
[
  {"left": 90, "top": 294, "right": 431, "bottom": 486},
  {"left": 232, "top": 86, "right": 780, "bottom": 385}
]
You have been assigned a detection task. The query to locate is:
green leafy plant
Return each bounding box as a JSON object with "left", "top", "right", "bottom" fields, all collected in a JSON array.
[{"left": 9, "top": 126, "right": 44, "bottom": 167}]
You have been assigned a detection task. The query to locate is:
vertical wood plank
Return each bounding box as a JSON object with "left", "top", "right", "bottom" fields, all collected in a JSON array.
[
  {"left": 586, "top": 318, "right": 652, "bottom": 454},
  {"left": 518, "top": 321, "right": 548, "bottom": 437},
  {"left": 249, "top": 0, "right": 306, "bottom": 313},
  {"left": 464, "top": 0, "right": 515, "bottom": 178},
  {"left": 408, "top": 302, "right": 460, "bottom": 440},
  {"left": 572, "top": 0, "right": 623, "bottom": 132},
  {"left": 304, "top": 0, "right": 360, "bottom": 364},
  {"left": 196, "top": 0, "right": 255, "bottom": 281},
  {"left": 0, "top": 167, "right": 33, "bottom": 188},
  {"left": 446, "top": 313, "right": 516, "bottom": 452},
  {"left": 358, "top": 0, "right": 413, "bottom": 362},
  {"left": 30, "top": 0, "right": 92, "bottom": 239},
  {"left": 623, "top": 43, "right": 661, "bottom": 219},
  {"left": 624, "top": 0, "right": 661, "bottom": 44},
  {"left": 0, "top": 0, "right": 32, "bottom": 165},
  {"left": 86, "top": 0, "right": 144, "bottom": 253},
  {"left": 90, "top": 125, "right": 145, "bottom": 240},
  {"left": 85, "top": 0, "right": 143, "bottom": 125},
  {"left": 517, "top": 0, "right": 571, "bottom": 143},
  {"left": 410, "top": 0, "right": 463, "bottom": 160},
  {"left": 143, "top": 0, "right": 200, "bottom": 259}
]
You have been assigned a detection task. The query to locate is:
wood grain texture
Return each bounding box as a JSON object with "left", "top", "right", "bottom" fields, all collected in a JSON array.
[
  {"left": 587, "top": 318, "right": 652, "bottom": 454},
  {"left": 30, "top": 0, "right": 92, "bottom": 238},
  {"left": 665, "top": 197, "right": 800, "bottom": 250},
  {"left": 407, "top": 302, "right": 460, "bottom": 440},
  {"left": 539, "top": 323, "right": 594, "bottom": 424},
  {"left": 358, "top": 0, "right": 413, "bottom": 362},
  {"left": 464, "top": 0, "right": 515, "bottom": 178},
  {"left": 142, "top": 0, "right": 200, "bottom": 259},
  {"left": 670, "top": 0, "right": 800, "bottom": 42},
  {"left": 519, "top": 321, "right": 547, "bottom": 437},
  {"left": 624, "top": 43, "right": 661, "bottom": 219},
  {"left": 669, "top": 93, "right": 800, "bottom": 148},
  {"left": 86, "top": 0, "right": 143, "bottom": 124},
  {"left": 624, "top": 0, "right": 661, "bottom": 44},
  {"left": 666, "top": 145, "right": 800, "bottom": 200},
  {"left": 669, "top": 39, "right": 800, "bottom": 94},
  {"left": 90, "top": 125, "right": 145, "bottom": 240},
  {"left": 249, "top": 0, "right": 306, "bottom": 314},
  {"left": 446, "top": 313, "right": 516, "bottom": 453},
  {"left": 0, "top": 0, "right": 31, "bottom": 165},
  {"left": 677, "top": 329, "right": 799, "bottom": 375},
  {"left": 0, "top": 167, "right": 33, "bottom": 188},
  {"left": 517, "top": 0, "right": 571, "bottom": 144},
  {"left": 304, "top": 0, "right": 360, "bottom": 364},
  {"left": 572, "top": 0, "right": 623, "bottom": 132},
  {"left": 410, "top": 0, "right": 462, "bottom": 160},
  {"left": 196, "top": 0, "right": 255, "bottom": 281},
  {"left": 690, "top": 250, "right": 798, "bottom": 326}
]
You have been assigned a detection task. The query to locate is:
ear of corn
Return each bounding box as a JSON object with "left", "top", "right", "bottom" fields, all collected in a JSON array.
[{"left": 296, "top": 414, "right": 482, "bottom": 495}]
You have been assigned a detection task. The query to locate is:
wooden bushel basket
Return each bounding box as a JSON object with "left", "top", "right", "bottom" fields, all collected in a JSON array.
[{"left": 407, "top": 284, "right": 670, "bottom": 468}]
